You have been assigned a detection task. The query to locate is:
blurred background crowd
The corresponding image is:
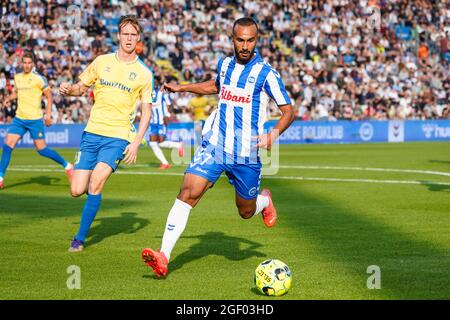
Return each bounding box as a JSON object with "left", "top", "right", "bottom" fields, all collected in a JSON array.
[{"left": 0, "top": 0, "right": 449, "bottom": 125}]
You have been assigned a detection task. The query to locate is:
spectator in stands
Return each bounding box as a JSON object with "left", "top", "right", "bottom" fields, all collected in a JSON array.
[{"left": 0, "top": 0, "right": 448, "bottom": 125}]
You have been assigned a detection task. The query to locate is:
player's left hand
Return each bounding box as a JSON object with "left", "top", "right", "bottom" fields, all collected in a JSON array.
[
  {"left": 123, "top": 142, "right": 140, "bottom": 164},
  {"left": 255, "top": 132, "right": 279, "bottom": 150},
  {"left": 44, "top": 117, "right": 52, "bottom": 127}
]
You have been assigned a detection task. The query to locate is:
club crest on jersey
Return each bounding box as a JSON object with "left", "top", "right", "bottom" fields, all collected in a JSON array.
[
  {"left": 220, "top": 87, "right": 252, "bottom": 105},
  {"left": 129, "top": 72, "right": 137, "bottom": 80},
  {"left": 248, "top": 76, "right": 255, "bottom": 83},
  {"left": 105, "top": 67, "right": 111, "bottom": 72}
]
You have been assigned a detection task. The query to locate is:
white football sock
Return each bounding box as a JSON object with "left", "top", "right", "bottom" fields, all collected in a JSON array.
[
  {"left": 159, "top": 141, "right": 181, "bottom": 149},
  {"left": 150, "top": 141, "right": 169, "bottom": 164},
  {"left": 254, "top": 194, "right": 270, "bottom": 216},
  {"left": 65, "top": 163, "right": 73, "bottom": 170},
  {"left": 161, "top": 199, "right": 192, "bottom": 261}
]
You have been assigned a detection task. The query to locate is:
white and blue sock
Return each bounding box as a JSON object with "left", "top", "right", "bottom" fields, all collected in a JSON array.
[
  {"left": 159, "top": 141, "right": 181, "bottom": 149},
  {"left": 253, "top": 194, "right": 269, "bottom": 216},
  {"left": 150, "top": 141, "right": 169, "bottom": 164},
  {"left": 161, "top": 199, "right": 192, "bottom": 261}
]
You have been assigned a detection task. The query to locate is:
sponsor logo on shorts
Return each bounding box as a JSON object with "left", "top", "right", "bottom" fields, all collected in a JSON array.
[
  {"left": 248, "top": 187, "right": 257, "bottom": 197},
  {"left": 195, "top": 167, "right": 208, "bottom": 174}
]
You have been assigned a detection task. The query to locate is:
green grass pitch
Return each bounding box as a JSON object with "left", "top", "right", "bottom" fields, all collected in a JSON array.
[{"left": 0, "top": 142, "right": 449, "bottom": 299}]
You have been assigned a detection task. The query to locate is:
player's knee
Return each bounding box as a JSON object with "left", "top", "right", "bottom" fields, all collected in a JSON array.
[
  {"left": 70, "top": 186, "right": 86, "bottom": 198},
  {"left": 237, "top": 206, "right": 254, "bottom": 219},
  {"left": 5, "top": 138, "right": 17, "bottom": 149},
  {"left": 3, "top": 142, "right": 14, "bottom": 150},
  {"left": 88, "top": 180, "right": 104, "bottom": 195},
  {"left": 177, "top": 187, "right": 198, "bottom": 207}
]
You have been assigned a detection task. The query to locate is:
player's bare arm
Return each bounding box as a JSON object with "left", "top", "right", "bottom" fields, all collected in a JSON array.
[
  {"left": 161, "top": 79, "right": 218, "bottom": 95},
  {"left": 256, "top": 104, "right": 295, "bottom": 150},
  {"left": 43, "top": 88, "right": 53, "bottom": 126},
  {"left": 59, "top": 80, "right": 90, "bottom": 97},
  {"left": 123, "top": 102, "right": 152, "bottom": 164}
]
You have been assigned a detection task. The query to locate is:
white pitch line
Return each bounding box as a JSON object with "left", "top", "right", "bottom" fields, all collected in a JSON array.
[
  {"left": 277, "top": 165, "right": 450, "bottom": 177},
  {"left": 7, "top": 167, "right": 450, "bottom": 187},
  {"left": 10, "top": 164, "right": 450, "bottom": 177},
  {"left": 264, "top": 175, "right": 450, "bottom": 186}
]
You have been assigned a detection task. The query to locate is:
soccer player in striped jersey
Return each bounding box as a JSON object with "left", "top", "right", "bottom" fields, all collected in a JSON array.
[
  {"left": 148, "top": 78, "right": 184, "bottom": 169},
  {"left": 59, "top": 16, "right": 153, "bottom": 252},
  {"left": 142, "top": 17, "right": 295, "bottom": 277},
  {"left": 0, "top": 51, "right": 73, "bottom": 189}
]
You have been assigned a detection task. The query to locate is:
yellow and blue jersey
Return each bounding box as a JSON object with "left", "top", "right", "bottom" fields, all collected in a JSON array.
[
  {"left": 79, "top": 52, "right": 153, "bottom": 142},
  {"left": 14, "top": 72, "right": 49, "bottom": 120}
]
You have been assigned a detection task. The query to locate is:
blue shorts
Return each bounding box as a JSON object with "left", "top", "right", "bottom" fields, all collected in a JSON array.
[
  {"left": 74, "top": 132, "right": 129, "bottom": 172},
  {"left": 185, "top": 144, "right": 262, "bottom": 200},
  {"left": 149, "top": 124, "right": 167, "bottom": 137},
  {"left": 8, "top": 117, "right": 45, "bottom": 140}
]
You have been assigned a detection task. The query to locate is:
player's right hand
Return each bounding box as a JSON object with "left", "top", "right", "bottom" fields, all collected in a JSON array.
[
  {"left": 59, "top": 82, "right": 71, "bottom": 96},
  {"left": 161, "top": 82, "right": 182, "bottom": 93}
]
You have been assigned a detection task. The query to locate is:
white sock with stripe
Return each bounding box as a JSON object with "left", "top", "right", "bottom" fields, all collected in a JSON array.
[
  {"left": 150, "top": 141, "right": 169, "bottom": 164},
  {"left": 161, "top": 199, "right": 192, "bottom": 261},
  {"left": 159, "top": 141, "right": 181, "bottom": 149},
  {"left": 254, "top": 194, "right": 270, "bottom": 216}
]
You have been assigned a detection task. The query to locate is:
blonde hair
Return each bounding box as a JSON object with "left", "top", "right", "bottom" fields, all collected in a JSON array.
[{"left": 118, "top": 15, "right": 142, "bottom": 34}]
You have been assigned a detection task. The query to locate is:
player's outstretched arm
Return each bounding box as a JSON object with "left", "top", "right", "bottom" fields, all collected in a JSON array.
[
  {"left": 256, "top": 104, "right": 295, "bottom": 150},
  {"left": 161, "top": 79, "right": 219, "bottom": 95},
  {"left": 59, "top": 81, "right": 90, "bottom": 97}
]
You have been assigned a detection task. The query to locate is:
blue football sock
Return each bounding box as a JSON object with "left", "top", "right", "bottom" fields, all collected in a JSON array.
[
  {"left": 37, "top": 147, "right": 68, "bottom": 168},
  {"left": 0, "top": 145, "right": 13, "bottom": 178},
  {"left": 75, "top": 193, "right": 102, "bottom": 242}
]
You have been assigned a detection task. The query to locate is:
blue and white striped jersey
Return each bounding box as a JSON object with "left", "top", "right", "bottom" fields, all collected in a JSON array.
[
  {"left": 150, "top": 89, "right": 172, "bottom": 125},
  {"left": 203, "top": 52, "right": 291, "bottom": 163}
]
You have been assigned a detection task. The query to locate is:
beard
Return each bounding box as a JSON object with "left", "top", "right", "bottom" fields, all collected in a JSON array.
[{"left": 234, "top": 46, "right": 255, "bottom": 64}]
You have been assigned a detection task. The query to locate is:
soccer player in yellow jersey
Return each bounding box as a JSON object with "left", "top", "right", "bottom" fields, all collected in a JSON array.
[
  {"left": 0, "top": 51, "right": 73, "bottom": 189},
  {"left": 59, "top": 16, "right": 153, "bottom": 252}
]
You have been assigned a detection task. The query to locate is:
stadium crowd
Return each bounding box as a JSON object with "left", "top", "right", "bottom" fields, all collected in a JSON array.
[{"left": 0, "top": 0, "right": 449, "bottom": 125}]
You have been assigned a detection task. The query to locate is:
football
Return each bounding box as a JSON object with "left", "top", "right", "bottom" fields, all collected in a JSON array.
[{"left": 254, "top": 259, "right": 292, "bottom": 296}]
